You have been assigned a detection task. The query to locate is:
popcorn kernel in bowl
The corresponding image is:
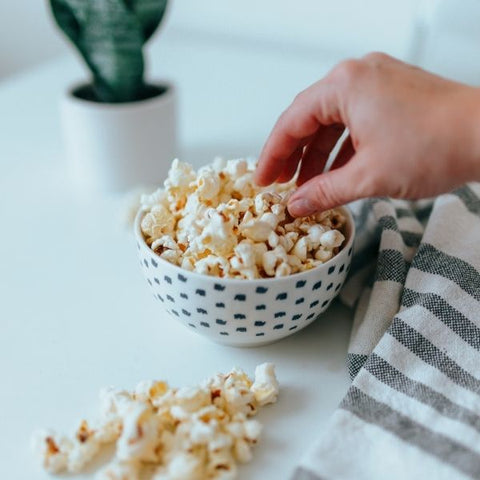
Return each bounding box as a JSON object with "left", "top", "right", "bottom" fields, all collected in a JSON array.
[{"left": 140, "top": 158, "right": 346, "bottom": 279}]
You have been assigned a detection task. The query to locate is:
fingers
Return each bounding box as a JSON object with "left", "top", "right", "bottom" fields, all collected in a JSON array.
[
  {"left": 277, "top": 146, "right": 304, "bottom": 183},
  {"left": 297, "top": 124, "right": 345, "bottom": 185},
  {"left": 330, "top": 135, "right": 355, "bottom": 171},
  {"left": 287, "top": 150, "right": 373, "bottom": 216},
  {"left": 254, "top": 79, "right": 344, "bottom": 187}
]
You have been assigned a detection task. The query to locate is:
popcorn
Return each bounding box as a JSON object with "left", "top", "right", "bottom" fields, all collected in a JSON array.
[
  {"left": 251, "top": 363, "right": 279, "bottom": 406},
  {"left": 31, "top": 430, "right": 72, "bottom": 474},
  {"left": 116, "top": 402, "right": 160, "bottom": 462},
  {"left": 141, "top": 205, "right": 175, "bottom": 238},
  {"left": 153, "top": 452, "right": 205, "bottom": 480},
  {"left": 196, "top": 168, "right": 221, "bottom": 201},
  {"left": 68, "top": 420, "right": 101, "bottom": 473},
  {"left": 140, "top": 158, "right": 347, "bottom": 279},
  {"left": 240, "top": 220, "right": 273, "bottom": 242},
  {"left": 31, "top": 364, "right": 279, "bottom": 479},
  {"left": 320, "top": 229, "right": 345, "bottom": 249},
  {"left": 97, "top": 461, "right": 140, "bottom": 480},
  {"left": 291, "top": 237, "right": 308, "bottom": 262}
]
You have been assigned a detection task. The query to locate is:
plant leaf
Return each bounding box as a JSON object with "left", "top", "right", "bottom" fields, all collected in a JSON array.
[
  {"left": 49, "top": 0, "right": 85, "bottom": 44},
  {"left": 124, "top": 0, "right": 168, "bottom": 42},
  {"left": 50, "top": 0, "right": 169, "bottom": 102},
  {"left": 80, "top": 0, "right": 145, "bottom": 102}
]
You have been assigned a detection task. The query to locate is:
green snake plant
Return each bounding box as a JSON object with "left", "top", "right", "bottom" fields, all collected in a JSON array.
[{"left": 50, "top": 0, "right": 168, "bottom": 103}]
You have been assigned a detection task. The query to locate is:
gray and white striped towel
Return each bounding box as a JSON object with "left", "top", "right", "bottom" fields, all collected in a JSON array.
[{"left": 294, "top": 183, "right": 480, "bottom": 480}]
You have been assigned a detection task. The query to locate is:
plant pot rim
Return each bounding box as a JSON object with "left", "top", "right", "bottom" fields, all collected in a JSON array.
[{"left": 64, "top": 80, "right": 176, "bottom": 111}]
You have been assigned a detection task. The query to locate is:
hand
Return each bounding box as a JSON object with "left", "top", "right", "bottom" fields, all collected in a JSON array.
[{"left": 254, "top": 53, "right": 480, "bottom": 216}]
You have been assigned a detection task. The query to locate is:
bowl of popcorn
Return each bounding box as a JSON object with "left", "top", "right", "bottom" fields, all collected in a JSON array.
[{"left": 134, "top": 158, "right": 355, "bottom": 347}]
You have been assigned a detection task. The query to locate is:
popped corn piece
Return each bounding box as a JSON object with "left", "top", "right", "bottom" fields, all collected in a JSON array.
[
  {"left": 234, "top": 242, "right": 255, "bottom": 267},
  {"left": 96, "top": 461, "right": 140, "bottom": 480},
  {"left": 151, "top": 235, "right": 179, "bottom": 253},
  {"left": 284, "top": 218, "right": 302, "bottom": 232},
  {"left": 225, "top": 158, "right": 248, "bottom": 178},
  {"left": 239, "top": 220, "right": 273, "bottom": 242},
  {"left": 320, "top": 230, "right": 345, "bottom": 249},
  {"left": 181, "top": 256, "right": 195, "bottom": 271},
  {"left": 275, "top": 262, "right": 291, "bottom": 277},
  {"left": 116, "top": 402, "right": 159, "bottom": 462},
  {"left": 243, "top": 419, "right": 262, "bottom": 443},
  {"left": 225, "top": 421, "right": 244, "bottom": 439},
  {"left": 233, "top": 439, "right": 252, "bottom": 463},
  {"left": 160, "top": 249, "right": 181, "bottom": 264},
  {"left": 31, "top": 429, "right": 72, "bottom": 474},
  {"left": 262, "top": 250, "right": 277, "bottom": 277},
  {"left": 239, "top": 209, "right": 254, "bottom": 226},
  {"left": 134, "top": 380, "right": 169, "bottom": 403},
  {"left": 279, "top": 231, "right": 298, "bottom": 253},
  {"left": 287, "top": 254, "right": 303, "bottom": 271},
  {"left": 194, "top": 210, "right": 237, "bottom": 256},
  {"left": 260, "top": 212, "right": 280, "bottom": 229},
  {"left": 195, "top": 255, "right": 230, "bottom": 277},
  {"left": 223, "top": 385, "right": 256, "bottom": 417},
  {"left": 233, "top": 173, "right": 256, "bottom": 197},
  {"left": 208, "top": 433, "right": 233, "bottom": 452},
  {"left": 153, "top": 452, "right": 205, "bottom": 480},
  {"left": 141, "top": 204, "right": 175, "bottom": 238},
  {"left": 175, "top": 386, "right": 211, "bottom": 413},
  {"left": 267, "top": 231, "right": 280, "bottom": 248},
  {"left": 188, "top": 419, "right": 218, "bottom": 444},
  {"left": 252, "top": 242, "right": 268, "bottom": 264},
  {"left": 271, "top": 202, "right": 287, "bottom": 222},
  {"left": 315, "top": 209, "right": 334, "bottom": 222},
  {"left": 291, "top": 237, "right": 308, "bottom": 262},
  {"left": 195, "top": 405, "right": 228, "bottom": 425},
  {"left": 207, "top": 448, "right": 237, "bottom": 480},
  {"left": 94, "top": 418, "right": 122, "bottom": 444},
  {"left": 196, "top": 168, "right": 221, "bottom": 201},
  {"left": 251, "top": 363, "right": 279, "bottom": 406},
  {"left": 140, "top": 187, "right": 169, "bottom": 210},
  {"left": 68, "top": 428, "right": 101, "bottom": 473},
  {"left": 225, "top": 367, "right": 254, "bottom": 389},
  {"left": 315, "top": 247, "right": 334, "bottom": 262},
  {"left": 307, "top": 225, "right": 326, "bottom": 248},
  {"left": 165, "top": 159, "right": 196, "bottom": 190},
  {"left": 99, "top": 387, "right": 134, "bottom": 419}
]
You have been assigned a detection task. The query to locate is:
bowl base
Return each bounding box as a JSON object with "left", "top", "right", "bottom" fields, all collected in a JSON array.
[{"left": 208, "top": 337, "right": 286, "bottom": 348}]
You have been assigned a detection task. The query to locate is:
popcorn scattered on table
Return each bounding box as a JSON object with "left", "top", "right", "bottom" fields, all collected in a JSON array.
[
  {"left": 31, "top": 363, "right": 279, "bottom": 479},
  {"left": 140, "top": 158, "right": 346, "bottom": 279}
]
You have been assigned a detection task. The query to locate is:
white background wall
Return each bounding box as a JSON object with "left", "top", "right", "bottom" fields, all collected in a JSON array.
[
  {"left": 3, "top": 0, "right": 480, "bottom": 85},
  {"left": 0, "top": 0, "right": 420, "bottom": 80},
  {"left": 0, "top": 2, "right": 66, "bottom": 78}
]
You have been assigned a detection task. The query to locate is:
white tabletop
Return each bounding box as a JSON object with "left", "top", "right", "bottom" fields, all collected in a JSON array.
[{"left": 0, "top": 31, "right": 352, "bottom": 479}]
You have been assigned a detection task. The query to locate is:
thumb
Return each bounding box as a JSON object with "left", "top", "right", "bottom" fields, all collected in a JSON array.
[{"left": 288, "top": 152, "right": 373, "bottom": 216}]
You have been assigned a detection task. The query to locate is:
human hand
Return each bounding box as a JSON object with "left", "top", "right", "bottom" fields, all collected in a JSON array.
[{"left": 254, "top": 53, "right": 480, "bottom": 216}]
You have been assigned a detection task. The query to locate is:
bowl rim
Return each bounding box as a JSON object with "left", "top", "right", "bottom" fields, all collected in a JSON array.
[{"left": 134, "top": 205, "right": 355, "bottom": 285}]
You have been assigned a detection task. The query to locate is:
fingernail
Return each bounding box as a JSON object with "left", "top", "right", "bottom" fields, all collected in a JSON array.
[{"left": 288, "top": 197, "right": 316, "bottom": 217}]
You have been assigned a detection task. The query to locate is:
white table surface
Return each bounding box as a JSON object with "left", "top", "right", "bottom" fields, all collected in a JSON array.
[{"left": 0, "top": 30, "right": 352, "bottom": 479}]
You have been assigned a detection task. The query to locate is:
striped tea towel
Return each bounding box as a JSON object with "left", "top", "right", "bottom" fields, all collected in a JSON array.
[{"left": 294, "top": 183, "right": 480, "bottom": 480}]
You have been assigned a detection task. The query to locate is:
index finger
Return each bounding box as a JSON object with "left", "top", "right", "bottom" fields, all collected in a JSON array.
[{"left": 254, "top": 78, "right": 344, "bottom": 186}]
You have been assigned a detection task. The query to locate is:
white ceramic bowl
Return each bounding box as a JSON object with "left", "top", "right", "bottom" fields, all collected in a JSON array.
[{"left": 134, "top": 207, "right": 355, "bottom": 347}]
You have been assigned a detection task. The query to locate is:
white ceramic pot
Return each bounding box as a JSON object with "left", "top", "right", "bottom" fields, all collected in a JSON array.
[{"left": 61, "top": 82, "right": 178, "bottom": 193}]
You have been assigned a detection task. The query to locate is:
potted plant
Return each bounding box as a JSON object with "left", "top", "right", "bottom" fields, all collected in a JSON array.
[{"left": 50, "top": 0, "right": 177, "bottom": 192}]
